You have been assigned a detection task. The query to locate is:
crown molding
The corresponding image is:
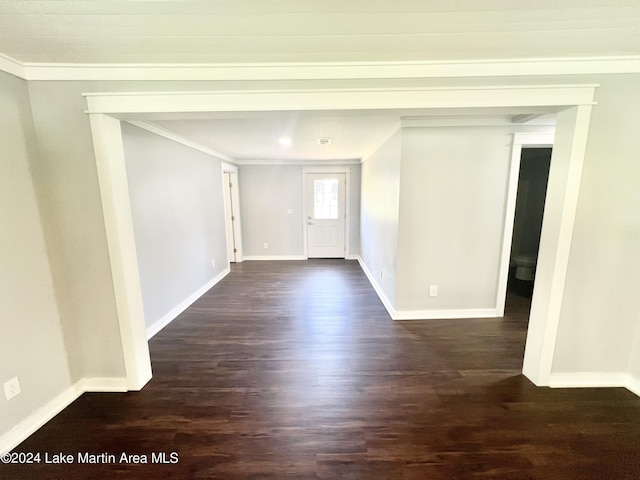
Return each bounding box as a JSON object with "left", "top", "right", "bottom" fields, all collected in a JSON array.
[
  {"left": 0, "top": 53, "right": 26, "bottom": 79},
  {"left": 1, "top": 54, "right": 639, "bottom": 82},
  {"left": 125, "top": 120, "right": 236, "bottom": 163}
]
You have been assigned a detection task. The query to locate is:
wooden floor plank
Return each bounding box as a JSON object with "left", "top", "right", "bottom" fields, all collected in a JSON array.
[{"left": 3, "top": 259, "right": 640, "bottom": 479}]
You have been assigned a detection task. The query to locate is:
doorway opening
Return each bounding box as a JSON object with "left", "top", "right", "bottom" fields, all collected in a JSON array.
[
  {"left": 508, "top": 148, "right": 552, "bottom": 299},
  {"left": 86, "top": 87, "right": 595, "bottom": 390}
]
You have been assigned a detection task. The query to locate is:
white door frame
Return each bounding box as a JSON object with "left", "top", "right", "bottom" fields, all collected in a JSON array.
[
  {"left": 85, "top": 84, "right": 596, "bottom": 390},
  {"left": 302, "top": 166, "right": 351, "bottom": 259},
  {"left": 220, "top": 162, "right": 244, "bottom": 263}
]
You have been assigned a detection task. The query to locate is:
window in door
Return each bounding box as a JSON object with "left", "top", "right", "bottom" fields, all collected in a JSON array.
[{"left": 314, "top": 178, "right": 339, "bottom": 220}]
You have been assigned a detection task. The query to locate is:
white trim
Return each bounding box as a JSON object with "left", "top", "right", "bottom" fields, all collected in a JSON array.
[
  {"left": 146, "top": 267, "right": 231, "bottom": 339},
  {"left": 229, "top": 171, "right": 244, "bottom": 262},
  {"left": 220, "top": 164, "right": 243, "bottom": 263},
  {"left": 83, "top": 85, "right": 598, "bottom": 115},
  {"left": 1, "top": 56, "right": 638, "bottom": 81},
  {"left": 126, "top": 120, "right": 236, "bottom": 163},
  {"left": 302, "top": 167, "right": 351, "bottom": 259},
  {"left": 88, "top": 114, "right": 152, "bottom": 391},
  {"left": 0, "top": 377, "right": 128, "bottom": 455},
  {"left": 0, "top": 384, "right": 81, "bottom": 455},
  {"left": 345, "top": 254, "right": 359, "bottom": 260},
  {"left": 511, "top": 114, "right": 544, "bottom": 124},
  {"left": 496, "top": 133, "right": 555, "bottom": 317},
  {"left": 513, "top": 132, "right": 557, "bottom": 146},
  {"left": 0, "top": 53, "right": 25, "bottom": 79},
  {"left": 243, "top": 255, "right": 307, "bottom": 261},
  {"left": 626, "top": 374, "right": 640, "bottom": 397},
  {"left": 77, "top": 377, "right": 128, "bottom": 393},
  {"left": 400, "top": 113, "right": 555, "bottom": 128},
  {"left": 549, "top": 372, "right": 628, "bottom": 389},
  {"left": 236, "top": 158, "right": 361, "bottom": 166},
  {"left": 356, "top": 256, "right": 395, "bottom": 319},
  {"left": 359, "top": 252, "right": 500, "bottom": 320},
  {"left": 529, "top": 371, "right": 640, "bottom": 397},
  {"left": 220, "top": 161, "right": 238, "bottom": 173},
  {"left": 394, "top": 309, "right": 499, "bottom": 321},
  {"left": 522, "top": 106, "right": 593, "bottom": 386},
  {"left": 496, "top": 141, "right": 523, "bottom": 317}
]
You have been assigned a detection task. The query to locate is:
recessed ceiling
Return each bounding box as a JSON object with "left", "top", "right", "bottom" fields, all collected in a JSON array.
[
  {"left": 1, "top": 0, "right": 639, "bottom": 63},
  {"left": 149, "top": 108, "right": 557, "bottom": 162}
]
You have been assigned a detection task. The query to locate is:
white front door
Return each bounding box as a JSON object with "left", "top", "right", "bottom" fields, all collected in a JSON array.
[{"left": 306, "top": 173, "right": 346, "bottom": 258}]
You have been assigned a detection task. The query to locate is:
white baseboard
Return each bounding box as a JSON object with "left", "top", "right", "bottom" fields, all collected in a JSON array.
[
  {"left": 625, "top": 374, "right": 640, "bottom": 397},
  {"left": 244, "top": 255, "right": 358, "bottom": 261},
  {"left": 549, "top": 372, "right": 629, "bottom": 389},
  {"left": 77, "top": 377, "right": 128, "bottom": 393},
  {"left": 356, "top": 256, "right": 396, "bottom": 319},
  {"left": 0, "top": 383, "right": 81, "bottom": 456},
  {"left": 0, "top": 376, "right": 129, "bottom": 455},
  {"left": 146, "top": 266, "right": 230, "bottom": 339},
  {"left": 243, "top": 255, "right": 307, "bottom": 261},
  {"left": 394, "top": 308, "right": 499, "bottom": 321},
  {"left": 356, "top": 257, "right": 498, "bottom": 321}
]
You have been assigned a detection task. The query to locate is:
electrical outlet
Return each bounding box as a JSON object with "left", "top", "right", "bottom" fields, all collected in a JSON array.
[
  {"left": 429, "top": 285, "right": 438, "bottom": 297},
  {"left": 287, "top": 209, "right": 293, "bottom": 215},
  {"left": 211, "top": 259, "right": 215, "bottom": 269},
  {"left": 4, "top": 377, "right": 20, "bottom": 401},
  {"left": 263, "top": 242, "right": 268, "bottom": 249}
]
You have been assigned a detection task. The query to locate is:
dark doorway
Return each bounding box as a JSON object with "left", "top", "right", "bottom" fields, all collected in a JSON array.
[{"left": 508, "top": 148, "right": 552, "bottom": 298}]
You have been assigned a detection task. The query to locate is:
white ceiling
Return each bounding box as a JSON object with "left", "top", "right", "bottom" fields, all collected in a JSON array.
[
  {"left": 149, "top": 109, "right": 557, "bottom": 162},
  {"left": 0, "top": 2, "right": 600, "bottom": 162},
  {"left": 1, "top": 0, "right": 639, "bottom": 64},
  {"left": 154, "top": 112, "right": 398, "bottom": 162}
]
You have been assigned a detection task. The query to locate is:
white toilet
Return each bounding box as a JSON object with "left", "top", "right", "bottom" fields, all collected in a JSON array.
[{"left": 512, "top": 254, "right": 537, "bottom": 281}]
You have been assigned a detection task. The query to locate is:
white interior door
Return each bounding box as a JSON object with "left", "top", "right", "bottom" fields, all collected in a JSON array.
[
  {"left": 223, "top": 170, "right": 243, "bottom": 263},
  {"left": 223, "top": 171, "right": 236, "bottom": 262},
  {"left": 306, "top": 173, "right": 346, "bottom": 258}
]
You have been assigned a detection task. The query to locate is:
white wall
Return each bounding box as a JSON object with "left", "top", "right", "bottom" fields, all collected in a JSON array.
[
  {"left": 553, "top": 75, "right": 640, "bottom": 376},
  {"left": 239, "top": 164, "right": 361, "bottom": 258},
  {"left": 348, "top": 165, "right": 361, "bottom": 256},
  {"left": 27, "top": 81, "right": 126, "bottom": 380},
  {"left": 629, "top": 324, "right": 640, "bottom": 387},
  {"left": 239, "top": 165, "right": 304, "bottom": 257},
  {"left": 0, "top": 72, "right": 72, "bottom": 437},
  {"left": 396, "top": 126, "right": 515, "bottom": 312},
  {"left": 122, "top": 123, "right": 229, "bottom": 332},
  {"left": 360, "top": 130, "right": 402, "bottom": 308}
]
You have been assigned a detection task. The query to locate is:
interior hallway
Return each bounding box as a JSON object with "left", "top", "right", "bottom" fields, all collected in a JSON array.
[{"left": 3, "top": 260, "right": 640, "bottom": 479}]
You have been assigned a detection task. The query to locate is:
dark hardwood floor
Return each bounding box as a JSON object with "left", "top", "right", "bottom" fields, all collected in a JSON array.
[{"left": 4, "top": 260, "right": 640, "bottom": 479}]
